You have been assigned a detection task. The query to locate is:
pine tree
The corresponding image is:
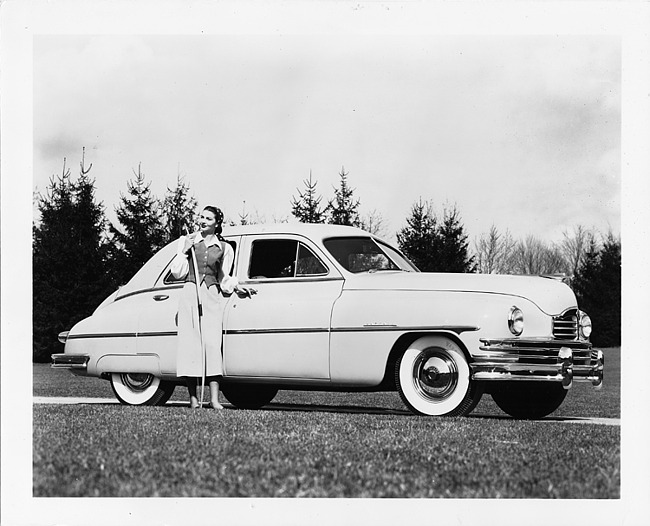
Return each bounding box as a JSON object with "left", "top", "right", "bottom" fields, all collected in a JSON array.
[
  {"left": 33, "top": 151, "right": 115, "bottom": 362},
  {"left": 291, "top": 171, "right": 326, "bottom": 223},
  {"left": 239, "top": 201, "right": 250, "bottom": 225},
  {"left": 327, "top": 166, "right": 360, "bottom": 226},
  {"left": 398, "top": 200, "right": 475, "bottom": 273},
  {"left": 438, "top": 205, "right": 476, "bottom": 273},
  {"left": 110, "top": 164, "right": 166, "bottom": 284},
  {"left": 573, "top": 232, "right": 621, "bottom": 347},
  {"left": 161, "top": 174, "right": 198, "bottom": 243},
  {"left": 396, "top": 198, "right": 439, "bottom": 272}
]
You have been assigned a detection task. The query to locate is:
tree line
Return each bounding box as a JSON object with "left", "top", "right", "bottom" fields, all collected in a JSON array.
[{"left": 33, "top": 151, "right": 620, "bottom": 362}]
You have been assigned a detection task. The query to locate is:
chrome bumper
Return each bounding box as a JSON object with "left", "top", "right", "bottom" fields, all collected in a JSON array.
[
  {"left": 471, "top": 338, "right": 604, "bottom": 390},
  {"left": 51, "top": 353, "right": 89, "bottom": 370}
]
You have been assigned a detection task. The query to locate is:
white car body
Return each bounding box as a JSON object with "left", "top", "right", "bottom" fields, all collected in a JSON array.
[{"left": 53, "top": 223, "right": 603, "bottom": 418}]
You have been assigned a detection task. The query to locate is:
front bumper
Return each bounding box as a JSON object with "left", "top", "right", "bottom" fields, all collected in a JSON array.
[{"left": 471, "top": 338, "right": 603, "bottom": 390}]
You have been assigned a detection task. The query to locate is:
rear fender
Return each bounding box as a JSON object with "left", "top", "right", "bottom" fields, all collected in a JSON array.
[{"left": 96, "top": 354, "right": 162, "bottom": 376}]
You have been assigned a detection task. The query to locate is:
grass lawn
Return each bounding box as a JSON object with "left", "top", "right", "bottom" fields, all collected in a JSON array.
[{"left": 32, "top": 348, "right": 620, "bottom": 498}]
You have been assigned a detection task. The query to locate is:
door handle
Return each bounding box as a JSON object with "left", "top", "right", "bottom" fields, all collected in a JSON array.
[{"left": 153, "top": 294, "right": 169, "bottom": 301}]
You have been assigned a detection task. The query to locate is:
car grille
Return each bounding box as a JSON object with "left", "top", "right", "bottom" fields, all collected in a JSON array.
[{"left": 553, "top": 309, "right": 578, "bottom": 340}]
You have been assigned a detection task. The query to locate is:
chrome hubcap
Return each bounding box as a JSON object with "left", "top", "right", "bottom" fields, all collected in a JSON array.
[
  {"left": 120, "top": 373, "right": 154, "bottom": 392},
  {"left": 412, "top": 349, "right": 459, "bottom": 402}
]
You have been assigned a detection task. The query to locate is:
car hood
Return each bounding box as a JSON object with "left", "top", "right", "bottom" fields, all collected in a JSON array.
[{"left": 343, "top": 271, "right": 577, "bottom": 316}]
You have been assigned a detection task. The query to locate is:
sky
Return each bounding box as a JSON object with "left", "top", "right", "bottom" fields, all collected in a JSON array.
[{"left": 33, "top": 33, "right": 621, "bottom": 244}]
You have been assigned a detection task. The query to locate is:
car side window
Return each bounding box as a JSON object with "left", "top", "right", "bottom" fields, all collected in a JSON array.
[
  {"left": 249, "top": 239, "right": 328, "bottom": 279},
  {"left": 296, "top": 243, "right": 328, "bottom": 277}
]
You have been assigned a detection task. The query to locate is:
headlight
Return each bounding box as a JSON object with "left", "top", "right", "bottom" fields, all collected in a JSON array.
[
  {"left": 579, "top": 311, "right": 592, "bottom": 339},
  {"left": 508, "top": 306, "right": 524, "bottom": 336}
]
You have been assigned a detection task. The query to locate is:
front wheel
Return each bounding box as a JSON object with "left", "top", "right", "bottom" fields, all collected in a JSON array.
[
  {"left": 110, "top": 373, "right": 175, "bottom": 406},
  {"left": 490, "top": 382, "right": 567, "bottom": 419},
  {"left": 221, "top": 383, "right": 278, "bottom": 409},
  {"left": 395, "top": 336, "right": 482, "bottom": 416}
]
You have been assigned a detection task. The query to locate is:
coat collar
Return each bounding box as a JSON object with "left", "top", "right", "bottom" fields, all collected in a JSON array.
[{"left": 191, "top": 232, "right": 221, "bottom": 248}]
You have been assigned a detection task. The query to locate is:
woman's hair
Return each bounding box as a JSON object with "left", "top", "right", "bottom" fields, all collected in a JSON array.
[{"left": 203, "top": 205, "right": 224, "bottom": 237}]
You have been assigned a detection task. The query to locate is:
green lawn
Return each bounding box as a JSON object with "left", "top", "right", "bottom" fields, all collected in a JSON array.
[{"left": 33, "top": 348, "right": 620, "bottom": 498}]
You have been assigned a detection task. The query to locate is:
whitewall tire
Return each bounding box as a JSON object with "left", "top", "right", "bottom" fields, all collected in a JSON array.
[
  {"left": 396, "top": 335, "right": 481, "bottom": 417},
  {"left": 110, "top": 373, "right": 175, "bottom": 406}
]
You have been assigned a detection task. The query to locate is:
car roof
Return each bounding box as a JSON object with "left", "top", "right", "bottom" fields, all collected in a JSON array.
[{"left": 222, "top": 222, "right": 380, "bottom": 241}]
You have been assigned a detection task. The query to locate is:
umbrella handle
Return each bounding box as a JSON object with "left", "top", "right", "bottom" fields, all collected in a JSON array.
[{"left": 186, "top": 232, "right": 206, "bottom": 409}]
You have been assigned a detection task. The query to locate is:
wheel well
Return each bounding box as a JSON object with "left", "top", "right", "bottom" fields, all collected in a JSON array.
[{"left": 378, "top": 331, "right": 471, "bottom": 390}]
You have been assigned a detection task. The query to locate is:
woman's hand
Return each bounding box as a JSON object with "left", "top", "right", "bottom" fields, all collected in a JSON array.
[
  {"left": 182, "top": 235, "right": 195, "bottom": 254},
  {"left": 235, "top": 285, "right": 257, "bottom": 297}
]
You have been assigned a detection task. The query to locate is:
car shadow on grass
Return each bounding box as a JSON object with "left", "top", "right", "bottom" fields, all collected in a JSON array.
[
  {"left": 252, "top": 403, "right": 620, "bottom": 424},
  {"left": 237, "top": 401, "right": 414, "bottom": 416}
]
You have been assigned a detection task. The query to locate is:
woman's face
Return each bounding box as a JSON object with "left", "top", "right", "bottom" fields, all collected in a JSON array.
[{"left": 198, "top": 209, "right": 218, "bottom": 235}]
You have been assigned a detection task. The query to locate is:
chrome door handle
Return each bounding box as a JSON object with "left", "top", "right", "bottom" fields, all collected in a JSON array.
[{"left": 153, "top": 295, "right": 169, "bottom": 301}]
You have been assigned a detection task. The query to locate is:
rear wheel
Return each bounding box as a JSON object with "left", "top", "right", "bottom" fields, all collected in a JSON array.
[
  {"left": 110, "top": 373, "right": 175, "bottom": 406},
  {"left": 490, "top": 382, "right": 567, "bottom": 419},
  {"left": 221, "top": 383, "right": 278, "bottom": 409},
  {"left": 395, "top": 336, "right": 482, "bottom": 416}
]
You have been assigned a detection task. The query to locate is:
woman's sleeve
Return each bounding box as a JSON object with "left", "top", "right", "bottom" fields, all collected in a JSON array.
[
  {"left": 170, "top": 236, "right": 190, "bottom": 279},
  {"left": 219, "top": 243, "right": 239, "bottom": 294}
]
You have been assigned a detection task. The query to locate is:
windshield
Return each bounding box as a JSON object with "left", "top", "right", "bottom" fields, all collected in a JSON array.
[{"left": 323, "top": 237, "right": 419, "bottom": 273}]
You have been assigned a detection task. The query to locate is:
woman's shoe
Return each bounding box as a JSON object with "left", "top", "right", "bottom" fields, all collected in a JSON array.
[
  {"left": 190, "top": 397, "right": 200, "bottom": 409},
  {"left": 210, "top": 400, "right": 224, "bottom": 410}
]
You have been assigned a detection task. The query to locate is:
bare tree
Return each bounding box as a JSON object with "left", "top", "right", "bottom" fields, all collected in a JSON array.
[
  {"left": 510, "top": 235, "right": 567, "bottom": 275},
  {"left": 359, "top": 209, "right": 389, "bottom": 238},
  {"left": 561, "top": 225, "right": 594, "bottom": 278},
  {"left": 474, "top": 224, "right": 516, "bottom": 274}
]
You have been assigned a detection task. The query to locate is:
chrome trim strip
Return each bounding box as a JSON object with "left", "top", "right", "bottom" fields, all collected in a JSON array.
[
  {"left": 67, "top": 331, "right": 177, "bottom": 340},
  {"left": 67, "top": 332, "right": 137, "bottom": 339},
  {"left": 331, "top": 325, "right": 480, "bottom": 334},
  {"left": 245, "top": 276, "right": 344, "bottom": 284},
  {"left": 115, "top": 284, "right": 184, "bottom": 302},
  {"left": 226, "top": 325, "right": 480, "bottom": 335},
  {"left": 226, "top": 328, "right": 330, "bottom": 335}
]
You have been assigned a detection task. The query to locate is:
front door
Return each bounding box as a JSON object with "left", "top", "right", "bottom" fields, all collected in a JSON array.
[{"left": 223, "top": 235, "right": 343, "bottom": 379}]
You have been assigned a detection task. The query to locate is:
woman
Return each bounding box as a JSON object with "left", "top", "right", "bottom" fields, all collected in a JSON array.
[{"left": 170, "top": 206, "right": 252, "bottom": 409}]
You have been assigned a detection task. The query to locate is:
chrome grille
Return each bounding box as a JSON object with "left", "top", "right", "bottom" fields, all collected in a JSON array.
[{"left": 553, "top": 309, "right": 578, "bottom": 340}]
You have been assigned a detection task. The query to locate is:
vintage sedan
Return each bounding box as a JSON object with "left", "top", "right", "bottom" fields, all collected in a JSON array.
[{"left": 53, "top": 223, "right": 603, "bottom": 418}]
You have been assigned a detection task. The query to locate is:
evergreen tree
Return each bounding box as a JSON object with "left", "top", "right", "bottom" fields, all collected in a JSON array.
[
  {"left": 398, "top": 199, "right": 474, "bottom": 273},
  {"left": 291, "top": 171, "right": 326, "bottom": 223},
  {"left": 396, "top": 198, "right": 439, "bottom": 272},
  {"left": 239, "top": 201, "right": 250, "bottom": 225},
  {"left": 161, "top": 174, "right": 198, "bottom": 243},
  {"left": 438, "top": 204, "right": 476, "bottom": 273},
  {"left": 573, "top": 232, "right": 621, "bottom": 347},
  {"left": 326, "top": 166, "right": 360, "bottom": 226},
  {"left": 110, "top": 164, "right": 166, "bottom": 284},
  {"left": 33, "top": 152, "right": 115, "bottom": 362}
]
